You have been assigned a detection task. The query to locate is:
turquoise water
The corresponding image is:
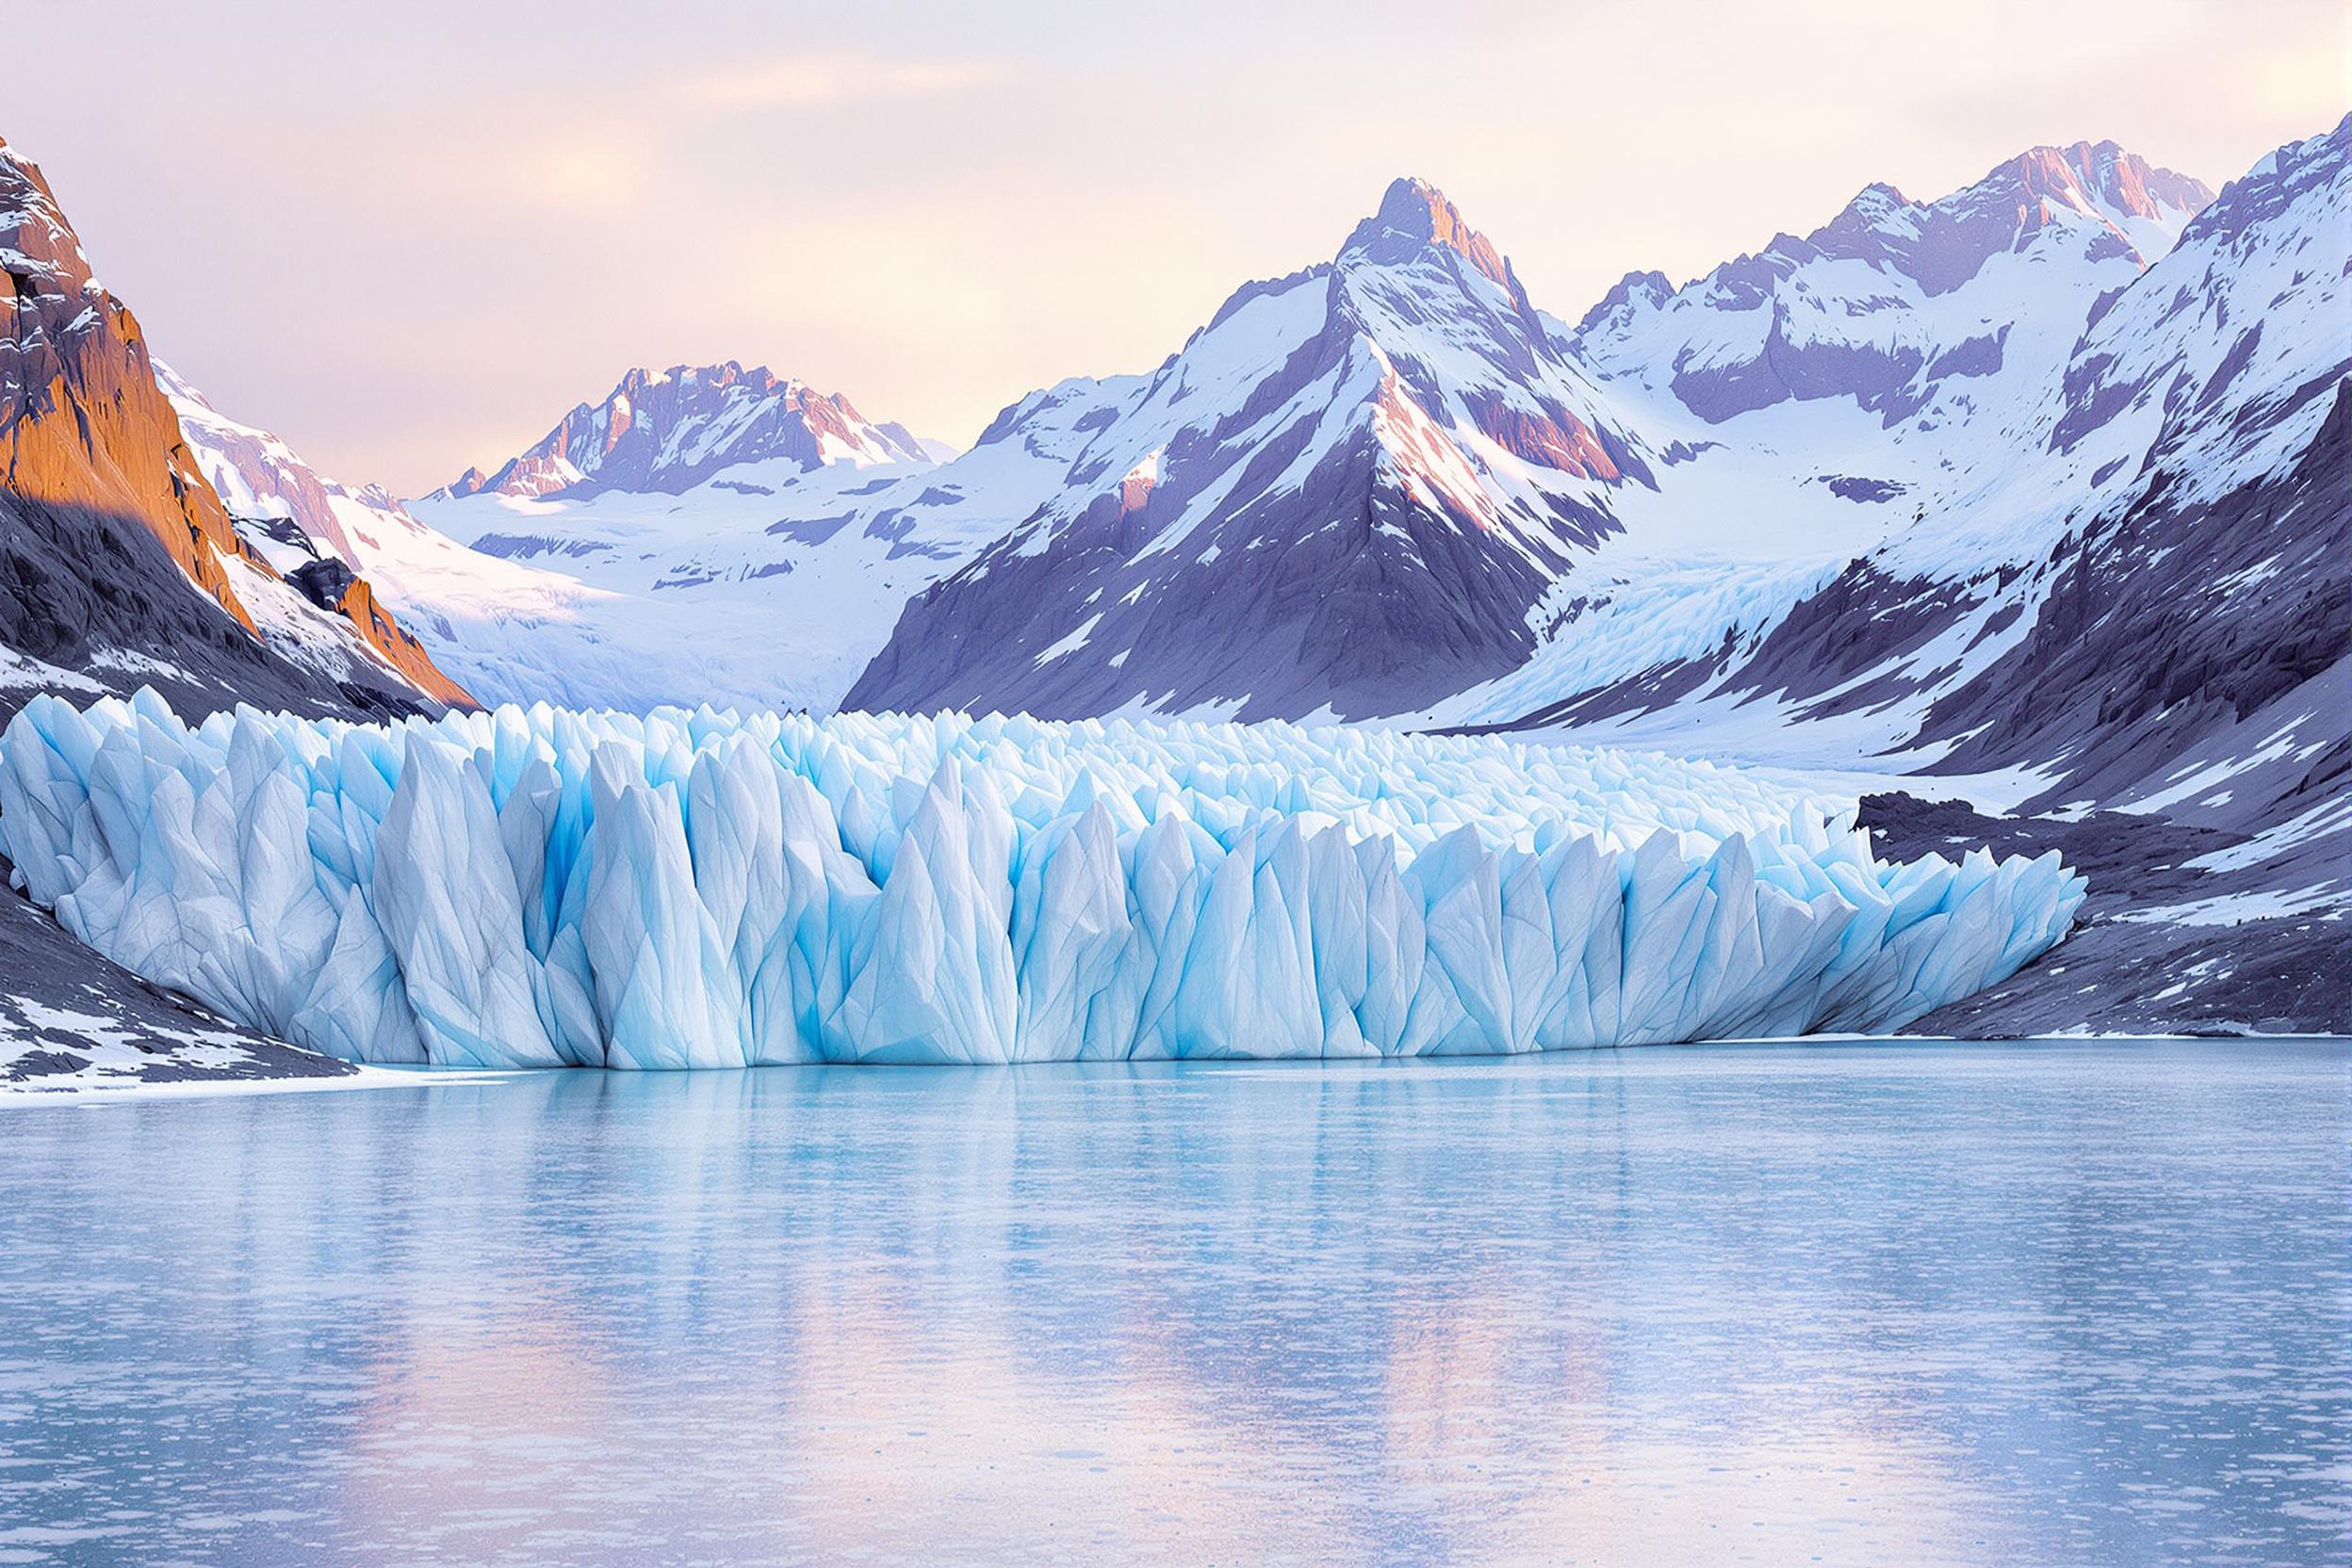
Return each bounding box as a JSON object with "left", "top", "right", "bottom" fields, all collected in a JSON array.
[{"left": 0, "top": 1039, "right": 2344, "bottom": 1566}]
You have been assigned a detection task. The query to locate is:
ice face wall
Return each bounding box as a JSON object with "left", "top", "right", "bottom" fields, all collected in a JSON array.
[{"left": 0, "top": 694, "right": 2084, "bottom": 1066}]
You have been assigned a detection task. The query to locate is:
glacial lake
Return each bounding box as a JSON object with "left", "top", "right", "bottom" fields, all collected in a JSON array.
[{"left": 1, "top": 1039, "right": 2344, "bottom": 1566}]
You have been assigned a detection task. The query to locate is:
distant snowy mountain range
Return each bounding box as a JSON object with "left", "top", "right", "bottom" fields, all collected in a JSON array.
[
  {"left": 351, "top": 131, "right": 2330, "bottom": 762},
  {"left": 3, "top": 113, "right": 2344, "bottom": 1036},
  {"left": 1464, "top": 125, "right": 2343, "bottom": 805},
  {"left": 429, "top": 361, "right": 936, "bottom": 502},
  {"left": 154, "top": 120, "right": 2351, "bottom": 819}
]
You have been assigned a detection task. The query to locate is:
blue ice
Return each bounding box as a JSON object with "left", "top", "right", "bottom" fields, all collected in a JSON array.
[{"left": 0, "top": 692, "right": 2084, "bottom": 1067}]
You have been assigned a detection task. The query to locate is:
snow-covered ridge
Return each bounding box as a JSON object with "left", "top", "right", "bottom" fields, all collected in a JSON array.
[
  {"left": 2040, "top": 112, "right": 2351, "bottom": 502},
  {"left": 1568, "top": 139, "right": 2212, "bottom": 426},
  {"left": 1439, "top": 121, "right": 2344, "bottom": 751},
  {"left": 151, "top": 361, "right": 648, "bottom": 711},
  {"left": 438, "top": 361, "right": 931, "bottom": 500},
  {"left": 395, "top": 371, "right": 1117, "bottom": 713},
  {"left": 0, "top": 692, "right": 2083, "bottom": 1068}
]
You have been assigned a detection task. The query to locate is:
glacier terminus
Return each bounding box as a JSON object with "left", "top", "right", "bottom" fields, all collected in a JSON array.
[{"left": 1, "top": 691, "right": 2083, "bottom": 1068}]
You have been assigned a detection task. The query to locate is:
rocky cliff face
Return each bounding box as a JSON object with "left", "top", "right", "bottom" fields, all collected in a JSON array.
[
  {"left": 1, "top": 138, "right": 258, "bottom": 632},
  {"left": 0, "top": 133, "right": 471, "bottom": 720}
]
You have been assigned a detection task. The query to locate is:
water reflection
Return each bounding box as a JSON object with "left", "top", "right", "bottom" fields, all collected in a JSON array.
[{"left": 1, "top": 1041, "right": 2344, "bottom": 1564}]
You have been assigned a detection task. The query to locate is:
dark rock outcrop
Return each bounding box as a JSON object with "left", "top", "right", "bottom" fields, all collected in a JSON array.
[
  {"left": 1859, "top": 792, "right": 2350, "bottom": 1037},
  {"left": 0, "top": 853, "right": 356, "bottom": 1089}
]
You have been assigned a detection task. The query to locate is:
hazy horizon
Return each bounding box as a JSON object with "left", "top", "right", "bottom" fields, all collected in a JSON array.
[{"left": 11, "top": 0, "right": 2344, "bottom": 493}]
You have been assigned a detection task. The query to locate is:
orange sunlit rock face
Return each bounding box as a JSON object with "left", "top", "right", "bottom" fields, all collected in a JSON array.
[
  {"left": 1460, "top": 392, "right": 1622, "bottom": 481},
  {"left": 1119, "top": 465, "right": 1155, "bottom": 516},
  {"left": 1411, "top": 182, "right": 1515, "bottom": 295},
  {"left": 1, "top": 134, "right": 474, "bottom": 708},
  {"left": 2000, "top": 141, "right": 2209, "bottom": 251},
  {"left": 334, "top": 575, "right": 477, "bottom": 707},
  {"left": 0, "top": 140, "right": 260, "bottom": 633}
]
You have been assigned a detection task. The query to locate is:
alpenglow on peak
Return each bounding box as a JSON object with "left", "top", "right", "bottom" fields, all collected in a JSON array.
[
  {"left": 436, "top": 359, "right": 931, "bottom": 500},
  {"left": 1340, "top": 176, "right": 1520, "bottom": 293}
]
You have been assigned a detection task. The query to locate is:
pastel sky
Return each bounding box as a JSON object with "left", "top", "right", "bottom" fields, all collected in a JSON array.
[{"left": 11, "top": 0, "right": 2345, "bottom": 493}]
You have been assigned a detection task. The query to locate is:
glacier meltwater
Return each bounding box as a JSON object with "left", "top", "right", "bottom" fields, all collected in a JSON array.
[{"left": 0, "top": 693, "right": 2084, "bottom": 1068}]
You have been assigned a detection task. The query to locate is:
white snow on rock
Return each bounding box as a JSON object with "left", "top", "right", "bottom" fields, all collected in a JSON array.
[
  {"left": 1439, "top": 120, "right": 2344, "bottom": 756},
  {"left": 0, "top": 692, "right": 2084, "bottom": 1068}
]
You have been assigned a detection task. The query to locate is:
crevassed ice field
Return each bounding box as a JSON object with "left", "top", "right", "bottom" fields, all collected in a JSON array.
[{"left": 0, "top": 692, "right": 2082, "bottom": 1068}]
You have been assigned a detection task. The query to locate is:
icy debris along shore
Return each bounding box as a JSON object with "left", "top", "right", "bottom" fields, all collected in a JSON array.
[{"left": 0, "top": 692, "right": 2083, "bottom": 1067}]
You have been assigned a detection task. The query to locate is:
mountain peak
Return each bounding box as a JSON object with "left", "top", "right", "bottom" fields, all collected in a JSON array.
[
  {"left": 1572, "top": 269, "right": 1676, "bottom": 339},
  {"left": 1342, "top": 177, "right": 1515, "bottom": 292},
  {"left": 1847, "top": 180, "right": 1912, "bottom": 218},
  {"left": 440, "top": 358, "right": 928, "bottom": 499},
  {"left": 1985, "top": 140, "right": 2213, "bottom": 225},
  {"left": 613, "top": 361, "right": 797, "bottom": 400},
  {"left": 432, "top": 466, "right": 491, "bottom": 501}
]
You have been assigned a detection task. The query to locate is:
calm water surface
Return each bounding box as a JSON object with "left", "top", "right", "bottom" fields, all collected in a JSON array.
[{"left": 0, "top": 1039, "right": 2344, "bottom": 1566}]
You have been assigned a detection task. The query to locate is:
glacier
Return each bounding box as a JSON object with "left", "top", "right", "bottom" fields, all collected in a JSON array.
[{"left": 0, "top": 692, "right": 2085, "bottom": 1068}]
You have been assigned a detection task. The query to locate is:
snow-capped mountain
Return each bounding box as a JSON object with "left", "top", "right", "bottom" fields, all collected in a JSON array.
[
  {"left": 1424, "top": 141, "right": 2219, "bottom": 735},
  {"left": 1458, "top": 122, "right": 2345, "bottom": 799},
  {"left": 1571, "top": 141, "right": 2212, "bottom": 427},
  {"left": 154, "top": 366, "right": 643, "bottom": 713},
  {"left": 0, "top": 132, "right": 469, "bottom": 721},
  {"left": 396, "top": 176, "right": 1664, "bottom": 723},
  {"left": 849, "top": 178, "right": 1653, "bottom": 719},
  {"left": 157, "top": 338, "right": 1171, "bottom": 719},
  {"left": 1439, "top": 116, "right": 2349, "bottom": 1034},
  {"left": 388, "top": 146, "right": 2268, "bottom": 743},
  {"left": 1908, "top": 117, "right": 2350, "bottom": 809},
  {"left": 399, "top": 365, "right": 1129, "bottom": 713},
  {"left": 436, "top": 361, "right": 932, "bottom": 500}
]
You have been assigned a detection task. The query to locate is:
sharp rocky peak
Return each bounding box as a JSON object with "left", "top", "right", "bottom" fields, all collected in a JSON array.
[
  {"left": 610, "top": 361, "right": 807, "bottom": 401},
  {"left": 1341, "top": 176, "right": 1517, "bottom": 293},
  {"left": 1803, "top": 140, "right": 2211, "bottom": 253},
  {"left": 1997, "top": 140, "right": 2213, "bottom": 220}
]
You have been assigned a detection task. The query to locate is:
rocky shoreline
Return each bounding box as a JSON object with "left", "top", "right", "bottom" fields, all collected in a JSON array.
[
  {"left": 1864, "top": 793, "right": 2349, "bottom": 1037},
  {"left": 0, "top": 870, "right": 357, "bottom": 1094}
]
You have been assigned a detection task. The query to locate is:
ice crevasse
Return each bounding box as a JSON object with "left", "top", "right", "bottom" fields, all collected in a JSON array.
[{"left": 0, "top": 691, "right": 2085, "bottom": 1068}]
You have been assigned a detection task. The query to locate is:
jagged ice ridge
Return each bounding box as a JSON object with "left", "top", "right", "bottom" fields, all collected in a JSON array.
[{"left": 0, "top": 694, "right": 2085, "bottom": 1066}]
